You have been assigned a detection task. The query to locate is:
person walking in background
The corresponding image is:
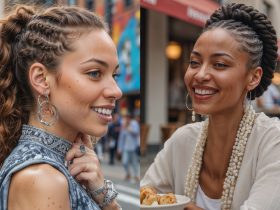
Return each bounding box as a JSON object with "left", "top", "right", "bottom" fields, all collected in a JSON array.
[
  {"left": 107, "top": 113, "right": 122, "bottom": 165},
  {"left": 118, "top": 112, "right": 140, "bottom": 183}
]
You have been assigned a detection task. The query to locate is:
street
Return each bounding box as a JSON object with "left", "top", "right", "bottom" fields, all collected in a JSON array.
[{"left": 101, "top": 154, "right": 140, "bottom": 210}]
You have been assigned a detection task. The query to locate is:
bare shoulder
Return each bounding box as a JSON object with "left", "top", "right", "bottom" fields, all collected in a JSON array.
[{"left": 8, "top": 164, "right": 71, "bottom": 210}]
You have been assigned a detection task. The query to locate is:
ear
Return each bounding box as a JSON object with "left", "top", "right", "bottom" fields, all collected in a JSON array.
[
  {"left": 246, "top": 67, "right": 263, "bottom": 91},
  {"left": 29, "top": 63, "right": 50, "bottom": 95}
]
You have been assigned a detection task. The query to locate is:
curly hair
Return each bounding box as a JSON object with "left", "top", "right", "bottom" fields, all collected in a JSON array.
[
  {"left": 0, "top": 5, "right": 108, "bottom": 166},
  {"left": 204, "top": 3, "right": 278, "bottom": 100}
]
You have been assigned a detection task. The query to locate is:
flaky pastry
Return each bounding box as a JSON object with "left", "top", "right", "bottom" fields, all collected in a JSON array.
[{"left": 140, "top": 186, "right": 177, "bottom": 206}]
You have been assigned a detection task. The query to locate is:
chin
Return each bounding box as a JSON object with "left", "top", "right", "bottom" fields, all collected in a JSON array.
[
  {"left": 90, "top": 126, "right": 108, "bottom": 137},
  {"left": 194, "top": 105, "right": 213, "bottom": 116}
]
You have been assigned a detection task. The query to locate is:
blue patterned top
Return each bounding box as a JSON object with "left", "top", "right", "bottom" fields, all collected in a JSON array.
[{"left": 0, "top": 125, "right": 100, "bottom": 210}]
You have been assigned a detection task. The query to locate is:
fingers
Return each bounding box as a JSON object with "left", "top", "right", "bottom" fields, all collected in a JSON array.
[
  {"left": 67, "top": 153, "right": 100, "bottom": 175},
  {"left": 65, "top": 139, "right": 105, "bottom": 191},
  {"left": 65, "top": 143, "right": 89, "bottom": 161},
  {"left": 69, "top": 162, "right": 93, "bottom": 177}
]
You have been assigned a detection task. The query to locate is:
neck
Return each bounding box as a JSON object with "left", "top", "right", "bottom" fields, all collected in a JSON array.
[
  {"left": 203, "top": 102, "right": 245, "bottom": 179},
  {"left": 208, "top": 102, "right": 245, "bottom": 146}
]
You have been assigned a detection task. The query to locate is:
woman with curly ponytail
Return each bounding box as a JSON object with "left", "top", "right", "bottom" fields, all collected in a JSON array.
[
  {"left": 141, "top": 3, "right": 280, "bottom": 210},
  {"left": 0, "top": 5, "right": 122, "bottom": 210}
]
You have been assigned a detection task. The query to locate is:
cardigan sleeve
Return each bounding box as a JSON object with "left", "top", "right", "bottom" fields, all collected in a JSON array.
[
  {"left": 140, "top": 137, "right": 175, "bottom": 193},
  {"left": 241, "top": 127, "right": 280, "bottom": 210}
]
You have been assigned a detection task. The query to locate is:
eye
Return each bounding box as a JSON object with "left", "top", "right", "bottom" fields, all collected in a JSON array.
[
  {"left": 189, "top": 60, "right": 200, "bottom": 68},
  {"left": 214, "top": 62, "right": 228, "bottom": 69},
  {"left": 87, "top": 70, "right": 101, "bottom": 79},
  {"left": 113, "top": 73, "right": 121, "bottom": 80}
]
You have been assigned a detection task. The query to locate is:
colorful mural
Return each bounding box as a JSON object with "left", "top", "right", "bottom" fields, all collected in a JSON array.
[{"left": 115, "top": 11, "right": 140, "bottom": 94}]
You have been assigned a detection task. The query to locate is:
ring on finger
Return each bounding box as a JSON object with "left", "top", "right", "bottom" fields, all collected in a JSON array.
[{"left": 80, "top": 144, "right": 86, "bottom": 155}]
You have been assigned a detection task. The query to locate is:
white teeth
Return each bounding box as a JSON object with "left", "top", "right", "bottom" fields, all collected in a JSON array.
[
  {"left": 194, "top": 89, "right": 215, "bottom": 95},
  {"left": 94, "top": 108, "right": 112, "bottom": 116}
]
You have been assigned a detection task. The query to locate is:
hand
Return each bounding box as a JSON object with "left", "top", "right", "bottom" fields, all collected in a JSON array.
[
  {"left": 184, "top": 202, "right": 205, "bottom": 210},
  {"left": 65, "top": 133, "right": 104, "bottom": 192}
]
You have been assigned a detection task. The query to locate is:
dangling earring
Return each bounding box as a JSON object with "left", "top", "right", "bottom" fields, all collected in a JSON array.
[
  {"left": 37, "top": 93, "right": 58, "bottom": 126},
  {"left": 247, "top": 90, "right": 252, "bottom": 108},
  {"left": 186, "top": 93, "right": 195, "bottom": 122}
]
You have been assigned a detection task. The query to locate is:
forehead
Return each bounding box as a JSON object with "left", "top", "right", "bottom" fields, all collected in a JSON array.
[
  {"left": 194, "top": 28, "right": 242, "bottom": 56},
  {"left": 68, "top": 29, "right": 118, "bottom": 64}
]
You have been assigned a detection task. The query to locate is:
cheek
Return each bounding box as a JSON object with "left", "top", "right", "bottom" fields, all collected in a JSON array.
[{"left": 58, "top": 78, "right": 90, "bottom": 103}]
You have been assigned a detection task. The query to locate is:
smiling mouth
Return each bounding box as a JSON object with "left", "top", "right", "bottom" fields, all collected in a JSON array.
[
  {"left": 93, "top": 107, "right": 113, "bottom": 116},
  {"left": 193, "top": 88, "right": 218, "bottom": 95}
]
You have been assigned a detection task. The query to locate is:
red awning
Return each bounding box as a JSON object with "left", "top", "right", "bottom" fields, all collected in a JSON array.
[{"left": 140, "top": 0, "right": 219, "bottom": 27}]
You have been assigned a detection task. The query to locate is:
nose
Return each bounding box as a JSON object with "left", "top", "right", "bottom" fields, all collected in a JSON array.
[
  {"left": 194, "top": 64, "right": 210, "bottom": 82},
  {"left": 104, "top": 78, "right": 123, "bottom": 101}
]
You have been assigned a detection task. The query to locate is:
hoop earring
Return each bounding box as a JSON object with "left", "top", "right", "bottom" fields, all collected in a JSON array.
[
  {"left": 37, "top": 94, "right": 58, "bottom": 126},
  {"left": 186, "top": 93, "right": 195, "bottom": 122}
]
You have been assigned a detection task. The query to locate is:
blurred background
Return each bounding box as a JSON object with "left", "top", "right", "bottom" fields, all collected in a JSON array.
[
  {"left": 1, "top": 0, "right": 140, "bottom": 209},
  {"left": 140, "top": 0, "right": 280, "bottom": 177}
]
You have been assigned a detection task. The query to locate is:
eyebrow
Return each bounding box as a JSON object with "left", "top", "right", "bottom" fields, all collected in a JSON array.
[
  {"left": 80, "top": 57, "right": 119, "bottom": 70},
  {"left": 191, "top": 51, "right": 234, "bottom": 59}
]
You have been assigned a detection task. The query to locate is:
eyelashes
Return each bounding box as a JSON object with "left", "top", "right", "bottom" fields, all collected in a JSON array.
[
  {"left": 87, "top": 70, "right": 101, "bottom": 79},
  {"left": 87, "top": 70, "right": 121, "bottom": 80}
]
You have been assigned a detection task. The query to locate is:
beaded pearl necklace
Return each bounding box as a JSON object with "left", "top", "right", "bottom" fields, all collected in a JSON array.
[{"left": 184, "top": 105, "right": 256, "bottom": 210}]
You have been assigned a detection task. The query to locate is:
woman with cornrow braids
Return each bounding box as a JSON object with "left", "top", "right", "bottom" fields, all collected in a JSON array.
[
  {"left": 0, "top": 5, "right": 122, "bottom": 210},
  {"left": 141, "top": 3, "right": 280, "bottom": 210}
]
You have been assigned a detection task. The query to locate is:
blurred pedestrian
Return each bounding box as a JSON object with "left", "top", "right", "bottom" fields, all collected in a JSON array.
[
  {"left": 118, "top": 112, "right": 140, "bottom": 183},
  {"left": 0, "top": 5, "right": 122, "bottom": 210},
  {"left": 95, "top": 136, "right": 105, "bottom": 162},
  {"left": 108, "top": 113, "right": 122, "bottom": 165}
]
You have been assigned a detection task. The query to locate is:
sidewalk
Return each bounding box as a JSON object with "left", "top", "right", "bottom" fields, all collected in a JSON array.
[{"left": 100, "top": 153, "right": 126, "bottom": 180}]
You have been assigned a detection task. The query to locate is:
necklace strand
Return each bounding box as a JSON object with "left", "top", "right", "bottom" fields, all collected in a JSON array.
[{"left": 184, "top": 105, "right": 256, "bottom": 210}]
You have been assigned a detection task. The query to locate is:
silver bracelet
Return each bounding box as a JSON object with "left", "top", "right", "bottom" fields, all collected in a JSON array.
[
  {"left": 89, "top": 179, "right": 119, "bottom": 208},
  {"left": 89, "top": 180, "right": 107, "bottom": 197}
]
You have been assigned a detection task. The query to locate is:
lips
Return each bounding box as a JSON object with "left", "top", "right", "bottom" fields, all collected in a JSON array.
[{"left": 191, "top": 85, "right": 219, "bottom": 101}]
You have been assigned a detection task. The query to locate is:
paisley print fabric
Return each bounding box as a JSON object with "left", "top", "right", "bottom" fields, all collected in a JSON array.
[{"left": 0, "top": 125, "right": 100, "bottom": 210}]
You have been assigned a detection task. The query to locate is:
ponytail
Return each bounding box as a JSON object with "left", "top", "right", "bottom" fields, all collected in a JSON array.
[{"left": 0, "top": 6, "right": 35, "bottom": 166}]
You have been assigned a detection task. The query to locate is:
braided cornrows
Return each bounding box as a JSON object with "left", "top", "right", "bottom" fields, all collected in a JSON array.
[
  {"left": 205, "top": 3, "right": 278, "bottom": 100},
  {"left": 0, "top": 5, "right": 107, "bottom": 165}
]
